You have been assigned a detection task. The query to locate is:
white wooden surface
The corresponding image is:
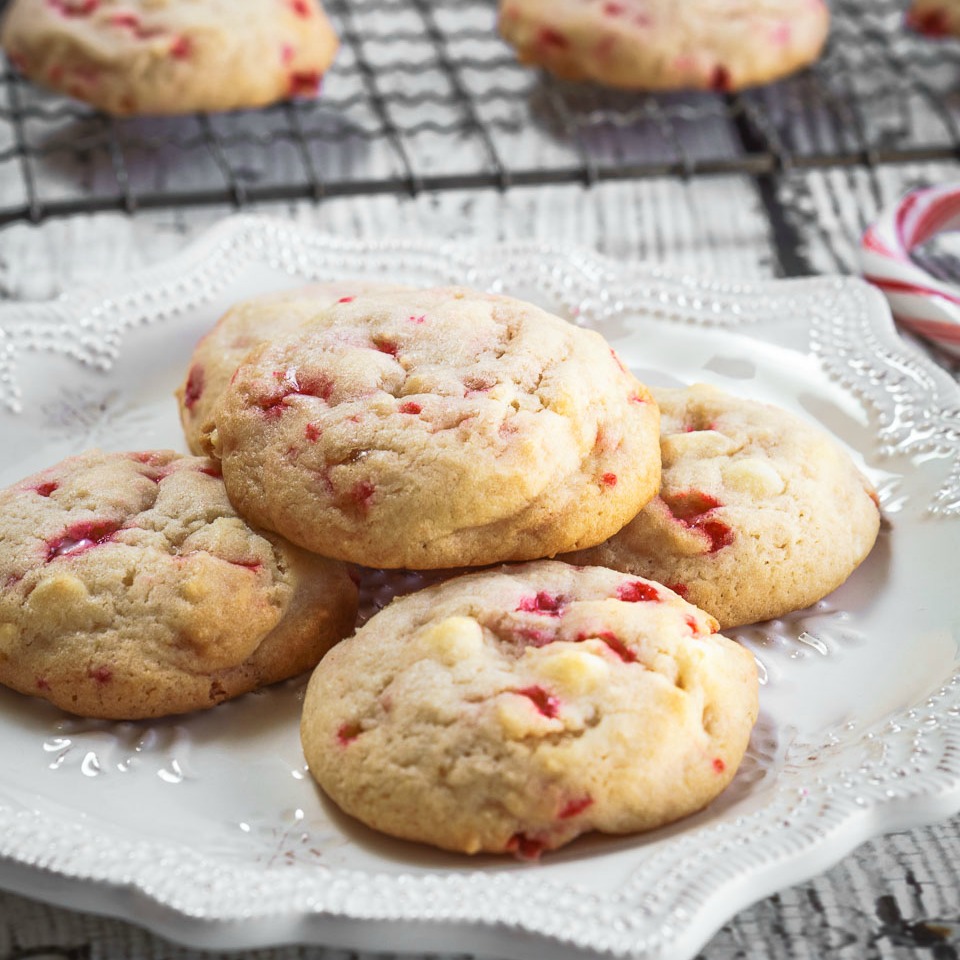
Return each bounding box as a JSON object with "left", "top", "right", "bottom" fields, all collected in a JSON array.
[{"left": 1, "top": 170, "right": 959, "bottom": 959}]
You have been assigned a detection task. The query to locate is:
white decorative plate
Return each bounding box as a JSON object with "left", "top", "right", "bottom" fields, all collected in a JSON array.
[{"left": 0, "top": 215, "right": 958, "bottom": 960}]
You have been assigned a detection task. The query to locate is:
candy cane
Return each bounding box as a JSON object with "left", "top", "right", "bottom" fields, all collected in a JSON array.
[{"left": 859, "top": 182, "right": 960, "bottom": 359}]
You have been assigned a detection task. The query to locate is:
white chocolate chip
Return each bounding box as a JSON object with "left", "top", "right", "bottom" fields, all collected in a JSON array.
[
  {"left": 722, "top": 458, "right": 785, "bottom": 497},
  {"left": 495, "top": 694, "right": 556, "bottom": 739},
  {"left": 547, "top": 387, "right": 578, "bottom": 417},
  {"left": 0, "top": 622, "right": 18, "bottom": 652},
  {"left": 486, "top": 382, "right": 513, "bottom": 402},
  {"left": 179, "top": 574, "right": 209, "bottom": 603},
  {"left": 27, "top": 573, "right": 90, "bottom": 608},
  {"left": 661, "top": 430, "right": 736, "bottom": 467},
  {"left": 419, "top": 615, "right": 484, "bottom": 664},
  {"left": 534, "top": 647, "right": 610, "bottom": 694},
  {"left": 24, "top": 573, "right": 103, "bottom": 632}
]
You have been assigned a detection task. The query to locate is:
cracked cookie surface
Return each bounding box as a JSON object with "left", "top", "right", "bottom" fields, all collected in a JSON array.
[
  {"left": 300, "top": 559, "right": 758, "bottom": 856},
  {"left": 565, "top": 383, "right": 881, "bottom": 628},
  {"left": 0, "top": 449, "right": 358, "bottom": 719},
  {"left": 212, "top": 286, "right": 661, "bottom": 568},
  {"left": 177, "top": 281, "right": 406, "bottom": 457},
  {"left": 498, "top": 0, "right": 829, "bottom": 91},
  {"left": 1, "top": 0, "right": 338, "bottom": 115}
]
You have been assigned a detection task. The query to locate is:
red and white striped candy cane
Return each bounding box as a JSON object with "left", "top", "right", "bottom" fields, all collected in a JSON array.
[{"left": 859, "top": 182, "right": 960, "bottom": 359}]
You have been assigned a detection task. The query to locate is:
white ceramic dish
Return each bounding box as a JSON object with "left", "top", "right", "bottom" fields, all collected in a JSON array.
[{"left": 0, "top": 215, "right": 958, "bottom": 960}]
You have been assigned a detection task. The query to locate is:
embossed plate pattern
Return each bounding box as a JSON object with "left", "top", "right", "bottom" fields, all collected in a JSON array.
[{"left": 0, "top": 216, "right": 958, "bottom": 960}]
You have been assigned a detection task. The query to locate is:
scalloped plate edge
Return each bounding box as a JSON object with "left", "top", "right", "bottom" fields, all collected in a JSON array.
[{"left": 0, "top": 215, "right": 959, "bottom": 960}]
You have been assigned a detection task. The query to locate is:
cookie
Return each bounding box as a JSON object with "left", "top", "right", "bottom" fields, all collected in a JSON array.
[
  {"left": 177, "top": 282, "right": 406, "bottom": 457},
  {"left": 212, "top": 286, "right": 661, "bottom": 569},
  {"left": 907, "top": 0, "right": 960, "bottom": 36},
  {"left": 0, "top": 449, "right": 358, "bottom": 719},
  {"left": 301, "top": 560, "right": 759, "bottom": 856},
  {"left": 1, "top": 0, "right": 338, "bottom": 116},
  {"left": 565, "top": 384, "right": 881, "bottom": 629},
  {"left": 497, "top": 0, "right": 830, "bottom": 91}
]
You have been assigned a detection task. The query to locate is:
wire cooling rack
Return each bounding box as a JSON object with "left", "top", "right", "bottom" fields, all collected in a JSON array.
[{"left": 0, "top": 0, "right": 957, "bottom": 230}]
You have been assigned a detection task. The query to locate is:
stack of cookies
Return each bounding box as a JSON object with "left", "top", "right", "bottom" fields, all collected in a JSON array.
[{"left": 0, "top": 283, "right": 880, "bottom": 858}]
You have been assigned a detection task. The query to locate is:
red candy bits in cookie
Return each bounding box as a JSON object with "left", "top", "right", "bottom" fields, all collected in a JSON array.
[
  {"left": 497, "top": 0, "right": 830, "bottom": 91},
  {"left": 176, "top": 282, "right": 410, "bottom": 457},
  {"left": 301, "top": 560, "right": 757, "bottom": 857},
  {"left": 0, "top": 0, "right": 339, "bottom": 115},
  {"left": 0, "top": 449, "right": 358, "bottom": 719},
  {"left": 214, "top": 286, "right": 661, "bottom": 569},
  {"left": 565, "top": 383, "right": 881, "bottom": 629}
]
